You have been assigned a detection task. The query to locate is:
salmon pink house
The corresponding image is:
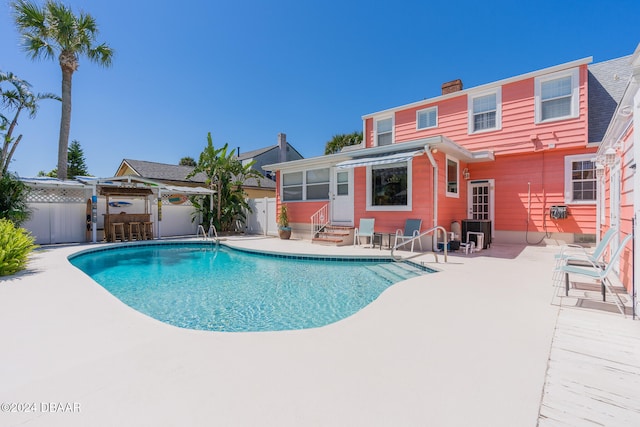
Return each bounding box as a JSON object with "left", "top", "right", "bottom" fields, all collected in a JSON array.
[
  {"left": 593, "top": 43, "right": 640, "bottom": 314},
  {"left": 263, "top": 55, "right": 626, "bottom": 249}
]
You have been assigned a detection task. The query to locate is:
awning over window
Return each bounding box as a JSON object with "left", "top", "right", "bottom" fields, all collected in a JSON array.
[{"left": 335, "top": 150, "right": 424, "bottom": 169}]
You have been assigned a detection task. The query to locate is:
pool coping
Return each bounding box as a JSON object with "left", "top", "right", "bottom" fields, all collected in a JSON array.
[{"left": 3, "top": 236, "right": 638, "bottom": 426}]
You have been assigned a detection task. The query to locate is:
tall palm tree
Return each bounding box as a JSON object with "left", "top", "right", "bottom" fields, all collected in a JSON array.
[{"left": 12, "top": 0, "right": 113, "bottom": 180}]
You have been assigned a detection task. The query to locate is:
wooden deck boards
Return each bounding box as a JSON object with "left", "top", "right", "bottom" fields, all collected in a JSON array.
[{"left": 538, "top": 307, "right": 640, "bottom": 426}]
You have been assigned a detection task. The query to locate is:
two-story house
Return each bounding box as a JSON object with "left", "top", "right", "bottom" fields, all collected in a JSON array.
[{"left": 264, "top": 54, "right": 629, "bottom": 248}]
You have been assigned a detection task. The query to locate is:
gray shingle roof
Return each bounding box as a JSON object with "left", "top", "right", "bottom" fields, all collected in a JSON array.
[
  {"left": 120, "top": 159, "right": 274, "bottom": 189},
  {"left": 237, "top": 145, "right": 277, "bottom": 161},
  {"left": 588, "top": 55, "right": 633, "bottom": 143},
  {"left": 122, "top": 159, "right": 208, "bottom": 183}
]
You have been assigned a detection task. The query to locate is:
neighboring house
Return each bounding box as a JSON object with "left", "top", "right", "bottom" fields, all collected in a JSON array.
[
  {"left": 237, "top": 133, "right": 304, "bottom": 181},
  {"left": 115, "top": 158, "right": 275, "bottom": 198},
  {"left": 263, "top": 53, "right": 631, "bottom": 247},
  {"left": 594, "top": 43, "right": 640, "bottom": 309}
]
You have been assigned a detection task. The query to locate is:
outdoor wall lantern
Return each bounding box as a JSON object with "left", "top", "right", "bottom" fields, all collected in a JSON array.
[
  {"left": 462, "top": 168, "right": 470, "bottom": 180},
  {"left": 595, "top": 162, "right": 605, "bottom": 179},
  {"left": 605, "top": 147, "right": 617, "bottom": 167}
]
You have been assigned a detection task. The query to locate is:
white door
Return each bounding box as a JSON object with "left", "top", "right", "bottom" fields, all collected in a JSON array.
[
  {"left": 467, "top": 180, "right": 495, "bottom": 236},
  {"left": 331, "top": 168, "right": 354, "bottom": 225}
]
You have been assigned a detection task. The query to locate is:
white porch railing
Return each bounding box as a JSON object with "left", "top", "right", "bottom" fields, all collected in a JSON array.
[{"left": 310, "top": 203, "right": 330, "bottom": 238}]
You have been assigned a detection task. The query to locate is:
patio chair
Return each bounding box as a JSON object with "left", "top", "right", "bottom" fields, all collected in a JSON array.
[
  {"left": 354, "top": 218, "right": 375, "bottom": 248},
  {"left": 394, "top": 218, "right": 422, "bottom": 252},
  {"left": 558, "top": 233, "right": 632, "bottom": 317},
  {"left": 552, "top": 227, "right": 618, "bottom": 287}
]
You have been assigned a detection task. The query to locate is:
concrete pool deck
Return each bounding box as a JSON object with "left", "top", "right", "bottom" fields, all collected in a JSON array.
[{"left": 0, "top": 236, "right": 639, "bottom": 426}]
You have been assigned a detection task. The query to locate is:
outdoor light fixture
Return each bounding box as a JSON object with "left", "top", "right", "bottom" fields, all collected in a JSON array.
[
  {"left": 596, "top": 163, "right": 605, "bottom": 179},
  {"left": 605, "top": 147, "right": 617, "bottom": 167},
  {"left": 462, "top": 168, "right": 470, "bottom": 180}
]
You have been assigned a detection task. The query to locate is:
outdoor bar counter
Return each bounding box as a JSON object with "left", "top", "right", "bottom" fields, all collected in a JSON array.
[{"left": 103, "top": 213, "right": 151, "bottom": 242}]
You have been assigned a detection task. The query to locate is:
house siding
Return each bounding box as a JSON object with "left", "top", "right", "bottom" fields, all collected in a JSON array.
[
  {"left": 370, "top": 65, "right": 589, "bottom": 157},
  {"left": 362, "top": 64, "right": 594, "bottom": 238}
]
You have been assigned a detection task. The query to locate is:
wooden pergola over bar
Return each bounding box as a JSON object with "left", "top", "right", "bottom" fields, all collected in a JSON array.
[{"left": 100, "top": 186, "right": 155, "bottom": 242}]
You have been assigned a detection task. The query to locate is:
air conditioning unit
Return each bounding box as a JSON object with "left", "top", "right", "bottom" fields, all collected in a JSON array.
[{"left": 550, "top": 205, "right": 568, "bottom": 220}]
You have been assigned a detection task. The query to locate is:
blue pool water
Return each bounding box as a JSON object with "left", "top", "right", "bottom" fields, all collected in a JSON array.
[{"left": 69, "top": 243, "right": 429, "bottom": 332}]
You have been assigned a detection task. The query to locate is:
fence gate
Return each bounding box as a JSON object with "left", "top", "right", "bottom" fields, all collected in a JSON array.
[{"left": 246, "top": 197, "right": 277, "bottom": 236}]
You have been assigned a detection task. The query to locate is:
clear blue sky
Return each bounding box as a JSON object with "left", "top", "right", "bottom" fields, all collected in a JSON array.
[{"left": 1, "top": 0, "right": 639, "bottom": 178}]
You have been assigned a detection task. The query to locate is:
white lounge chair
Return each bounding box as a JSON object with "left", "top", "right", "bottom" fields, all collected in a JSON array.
[
  {"left": 394, "top": 218, "right": 422, "bottom": 252},
  {"left": 354, "top": 218, "right": 375, "bottom": 248},
  {"left": 552, "top": 227, "right": 618, "bottom": 287},
  {"left": 558, "top": 233, "right": 632, "bottom": 317}
]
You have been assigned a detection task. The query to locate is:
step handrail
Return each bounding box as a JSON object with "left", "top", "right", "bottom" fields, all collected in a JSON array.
[
  {"left": 310, "top": 203, "right": 330, "bottom": 238},
  {"left": 390, "top": 225, "right": 448, "bottom": 262}
]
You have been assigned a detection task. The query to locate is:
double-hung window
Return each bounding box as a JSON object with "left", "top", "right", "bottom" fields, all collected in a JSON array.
[
  {"left": 376, "top": 117, "right": 393, "bottom": 146},
  {"left": 535, "top": 68, "right": 579, "bottom": 123},
  {"left": 305, "top": 168, "right": 330, "bottom": 200},
  {"left": 281, "top": 169, "right": 330, "bottom": 201},
  {"left": 564, "top": 154, "right": 596, "bottom": 204},
  {"left": 468, "top": 89, "right": 501, "bottom": 133},
  {"left": 416, "top": 107, "right": 437, "bottom": 130},
  {"left": 282, "top": 172, "right": 303, "bottom": 201}
]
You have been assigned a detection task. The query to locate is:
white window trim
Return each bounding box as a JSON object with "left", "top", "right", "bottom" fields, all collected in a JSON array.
[
  {"left": 535, "top": 68, "right": 580, "bottom": 124},
  {"left": 564, "top": 154, "right": 597, "bottom": 205},
  {"left": 416, "top": 106, "right": 438, "bottom": 130},
  {"left": 467, "top": 88, "right": 502, "bottom": 134},
  {"left": 374, "top": 115, "right": 394, "bottom": 147},
  {"left": 446, "top": 155, "right": 460, "bottom": 198},
  {"left": 281, "top": 168, "right": 330, "bottom": 202},
  {"left": 366, "top": 160, "right": 412, "bottom": 211}
]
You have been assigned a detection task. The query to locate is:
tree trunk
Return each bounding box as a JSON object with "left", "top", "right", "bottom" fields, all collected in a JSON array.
[{"left": 57, "top": 60, "right": 74, "bottom": 180}]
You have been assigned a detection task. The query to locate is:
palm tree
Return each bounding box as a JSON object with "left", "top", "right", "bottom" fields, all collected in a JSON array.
[
  {"left": 324, "top": 131, "right": 363, "bottom": 155},
  {"left": 12, "top": 0, "right": 113, "bottom": 180},
  {"left": 1, "top": 71, "right": 59, "bottom": 176}
]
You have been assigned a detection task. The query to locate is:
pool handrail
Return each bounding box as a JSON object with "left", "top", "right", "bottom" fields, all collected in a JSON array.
[
  {"left": 391, "top": 225, "right": 448, "bottom": 263},
  {"left": 197, "top": 224, "right": 219, "bottom": 243}
]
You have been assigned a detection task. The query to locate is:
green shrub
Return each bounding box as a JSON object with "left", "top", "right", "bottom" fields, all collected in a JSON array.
[
  {"left": 0, "top": 173, "right": 32, "bottom": 226},
  {"left": 0, "top": 218, "right": 37, "bottom": 276}
]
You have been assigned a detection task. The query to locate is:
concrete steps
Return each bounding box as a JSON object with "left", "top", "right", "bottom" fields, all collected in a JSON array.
[{"left": 311, "top": 225, "right": 354, "bottom": 246}]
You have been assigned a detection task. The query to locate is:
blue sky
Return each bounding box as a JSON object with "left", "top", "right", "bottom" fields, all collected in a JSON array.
[{"left": 1, "top": 0, "right": 639, "bottom": 178}]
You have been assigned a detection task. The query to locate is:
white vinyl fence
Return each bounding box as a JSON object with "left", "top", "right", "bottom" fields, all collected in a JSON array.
[
  {"left": 23, "top": 186, "right": 200, "bottom": 245},
  {"left": 245, "top": 197, "right": 277, "bottom": 236}
]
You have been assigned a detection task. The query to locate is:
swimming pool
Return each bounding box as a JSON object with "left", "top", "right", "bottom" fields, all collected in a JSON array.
[{"left": 69, "top": 242, "right": 431, "bottom": 332}]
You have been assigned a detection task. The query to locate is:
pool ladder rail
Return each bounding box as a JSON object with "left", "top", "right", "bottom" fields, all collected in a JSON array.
[
  {"left": 197, "top": 224, "right": 221, "bottom": 245},
  {"left": 390, "top": 225, "right": 448, "bottom": 263}
]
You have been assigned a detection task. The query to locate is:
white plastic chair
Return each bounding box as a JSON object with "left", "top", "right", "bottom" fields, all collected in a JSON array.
[
  {"left": 394, "top": 218, "right": 422, "bottom": 252},
  {"left": 558, "top": 233, "right": 632, "bottom": 317},
  {"left": 354, "top": 218, "right": 375, "bottom": 248}
]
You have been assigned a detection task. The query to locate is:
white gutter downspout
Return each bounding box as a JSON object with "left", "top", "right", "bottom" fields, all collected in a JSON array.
[{"left": 425, "top": 145, "right": 438, "bottom": 249}]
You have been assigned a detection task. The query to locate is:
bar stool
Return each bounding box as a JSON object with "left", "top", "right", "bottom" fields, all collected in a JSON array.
[
  {"left": 111, "top": 222, "right": 126, "bottom": 242},
  {"left": 128, "top": 222, "right": 142, "bottom": 241},
  {"left": 142, "top": 221, "right": 154, "bottom": 240}
]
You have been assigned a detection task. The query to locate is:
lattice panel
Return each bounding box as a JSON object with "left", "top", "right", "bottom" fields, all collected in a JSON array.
[{"left": 26, "top": 187, "right": 87, "bottom": 203}]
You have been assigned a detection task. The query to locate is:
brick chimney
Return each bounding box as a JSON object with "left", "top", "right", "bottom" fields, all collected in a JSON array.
[
  {"left": 278, "top": 133, "right": 287, "bottom": 163},
  {"left": 441, "top": 79, "right": 463, "bottom": 95}
]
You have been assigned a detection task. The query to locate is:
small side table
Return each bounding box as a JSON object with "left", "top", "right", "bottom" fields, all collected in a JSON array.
[{"left": 374, "top": 232, "right": 394, "bottom": 250}]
